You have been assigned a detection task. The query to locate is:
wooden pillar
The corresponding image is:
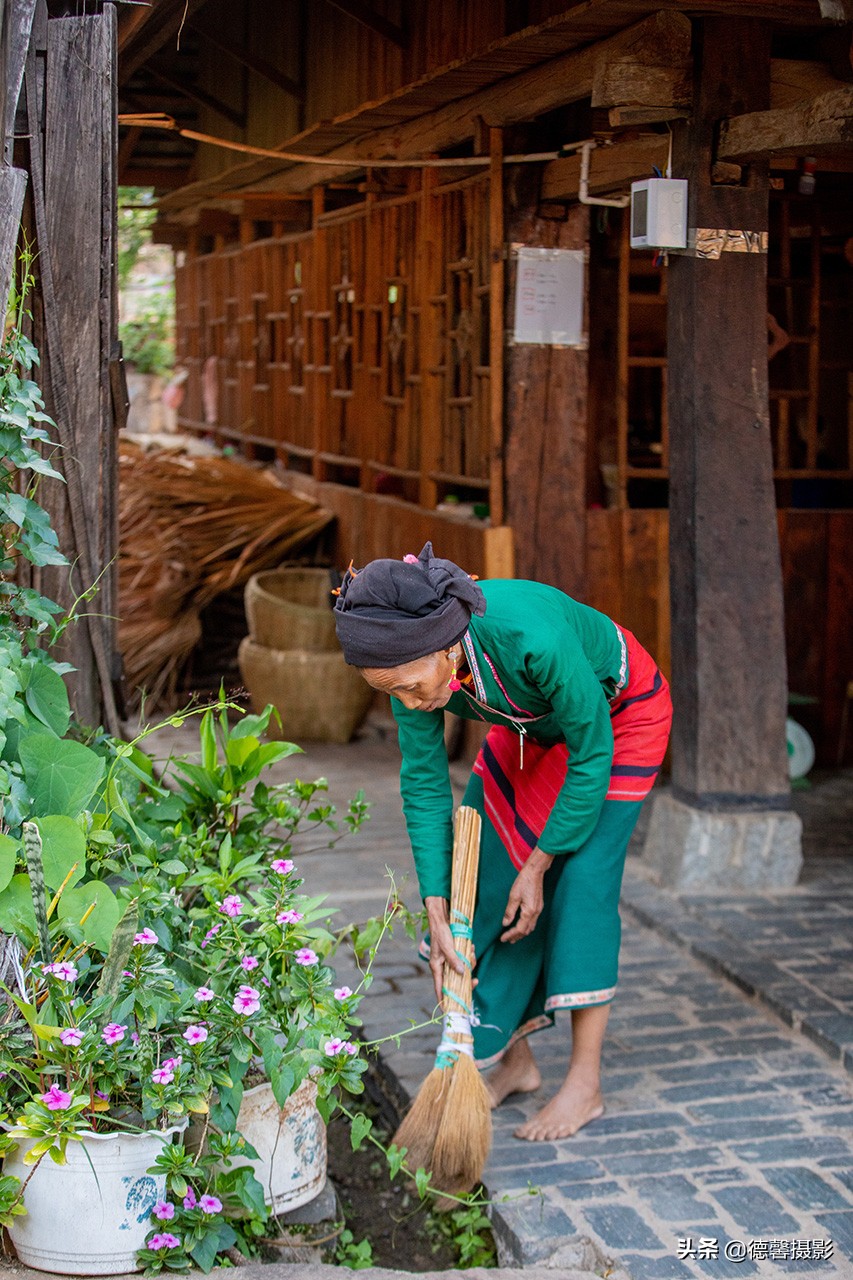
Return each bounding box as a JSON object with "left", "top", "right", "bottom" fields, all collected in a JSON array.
[
  {"left": 643, "top": 17, "right": 801, "bottom": 888},
  {"left": 28, "top": 7, "right": 120, "bottom": 732},
  {"left": 504, "top": 170, "right": 589, "bottom": 598}
]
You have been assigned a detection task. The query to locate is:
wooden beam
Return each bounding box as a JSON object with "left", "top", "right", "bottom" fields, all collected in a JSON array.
[
  {"left": 592, "top": 11, "right": 691, "bottom": 112},
  {"left": 121, "top": 165, "right": 192, "bottom": 189},
  {"left": 117, "top": 125, "right": 142, "bottom": 183},
  {"left": 146, "top": 62, "right": 246, "bottom": 130},
  {"left": 119, "top": 0, "right": 211, "bottom": 83},
  {"left": 233, "top": 11, "right": 702, "bottom": 196},
  {"left": 541, "top": 135, "right": 669, "bottom": 201},
  {"left": 187, "top": 21, "right": 305, "bottom": 102},
  {"left": 718, "top": 85, "right": 853, "bottom": 159},
  {"left": 324, "top": 0, "right": 405, "bottom": 49}
]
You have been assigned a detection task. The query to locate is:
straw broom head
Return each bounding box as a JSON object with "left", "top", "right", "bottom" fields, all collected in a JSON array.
[
  {"left": 392, "top": 806, "right": 492, "bottom": 1196},
  {"left": 429, "top": 806, "right": 492, "bottom": 1195}
]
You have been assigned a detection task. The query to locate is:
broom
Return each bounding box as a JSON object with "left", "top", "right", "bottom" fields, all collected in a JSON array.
[{"left": 393, "top": 805, "right": 492, "bottom": 1196}]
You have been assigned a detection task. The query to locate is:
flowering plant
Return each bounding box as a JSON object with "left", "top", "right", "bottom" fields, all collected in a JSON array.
[{"left": 0, "top": 700, "right": 392, "bottom": 1273}]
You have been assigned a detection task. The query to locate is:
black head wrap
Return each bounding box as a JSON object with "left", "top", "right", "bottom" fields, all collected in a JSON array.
[{"left": 333, "top": 541, "right": 486, "bottom": 668}]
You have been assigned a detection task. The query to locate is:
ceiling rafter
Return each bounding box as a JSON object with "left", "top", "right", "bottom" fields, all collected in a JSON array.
[
  {"left": 324, "top": 0, "right": 405, "bottom": 49},
  {"left": 187, "top": 21, "right": 305, "bottom": 102},
  {"left": 146, "top": 62, "right": 246, "bottom": 130}
]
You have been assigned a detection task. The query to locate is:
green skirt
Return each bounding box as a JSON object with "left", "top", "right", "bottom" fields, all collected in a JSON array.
[{"left": 463, "top": 771, "right": 643, "bottom": 1067}]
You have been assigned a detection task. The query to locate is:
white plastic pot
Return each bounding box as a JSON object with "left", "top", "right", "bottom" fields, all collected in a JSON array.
[
  {"left": 230, "top": 1077, "right": 326, "bottom": 1215},
  {"left": 4, "top": 1124, "right": 184, "bottom": 1275}
]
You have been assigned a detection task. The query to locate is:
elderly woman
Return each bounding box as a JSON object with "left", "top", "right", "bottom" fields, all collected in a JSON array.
[{"left": 333, "top": 543, "right": 671, "bottom": 1142}]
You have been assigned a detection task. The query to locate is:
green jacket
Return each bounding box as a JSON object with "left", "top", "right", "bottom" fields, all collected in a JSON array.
[{"left": 392, "top": 579, "right": 628, "bottom": 899}]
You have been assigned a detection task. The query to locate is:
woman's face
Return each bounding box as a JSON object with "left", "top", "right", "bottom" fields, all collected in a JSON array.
[{"left": 360, "top": 649, "right": 456, "bottom": 713}]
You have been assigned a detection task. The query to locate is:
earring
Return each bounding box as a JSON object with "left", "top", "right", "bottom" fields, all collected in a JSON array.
[{"left": 447, "top": 649, "right": 461, "bottom": 692}]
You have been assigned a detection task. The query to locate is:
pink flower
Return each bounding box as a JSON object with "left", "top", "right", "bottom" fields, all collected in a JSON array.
[
  {"left": 199, "top": 1194, "right": 222, "bottom": 1215},
  {"left": 131, "top": 1031, "right": 140, "bottom": 1044},
  {"left": 134, "top": 927, "right": 158, "bottom": 946},
  {"left": 200, "top": 924, "right": 222, "bottom": 949},
  {"left": 153, "top": 1201, "right": 175, "bottom": 1221},
  {"left": 324, "top": 1038, "right": 345, "bottom": 1056},
  {"left": 334, "top": 986, "right": 352, "bottom": 1001},
  {"left": 271, "top": 858, "right": 294, "bottom": 875},
  {"left": 42, "top": 961, "right": 78, "bottom": 982},
  {"left": 261, "top": 975, "right": 271, "bottom": 986},
  {"left": 219, "top": 895, "right": 242, "bottom": 918},
  {"left": 276, "top": 909, "right": 303, "bottom": 925},
  {"left": 59, "top": 1027, "right": 83, "bottom": 1047},
  {"left": 183, "top": 1024, "right": 208, "bottom": 1045},
  {"left": 183, "top": 1186, "right": 197, "bottom": 1210},
  {"left": 41, "top": 1084, "right": 73, "bottom": 1110},
  {"left": 95, "top": 1090, "right": 109, "bottom": 1101},
  {"left": 162, "top": 1056, "right": 182, "bottom": 1071},
  {"left": 102, "top": 1023, "right": 127, "bottom": 1046},
  {"left": 147, "top": 1233, "right": 181, "bottom": 1250},
  {"left": 295, "top": 948, "right": 318, "bottom": 967},
  {"left": 194, "top": 986, "right": 215, "bottom": 1002},
  {"left": 240, "top": 955, "right": 259, "bottom": 971},
  {"left": 232, "top": 988, "right": 260, "bottom": 1016},
  {"left": 152, "top": 1066, "right": 174, "bottom": 1085},
  {"left": 403, "top": 553, "right": 419, "bottom": 564},
  {"left": 343, "top": 1042, "right": 358, "bottom": 1056}
]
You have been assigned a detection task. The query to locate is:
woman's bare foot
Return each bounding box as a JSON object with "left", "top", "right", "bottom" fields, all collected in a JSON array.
[
  {"left": 514, "top": 1073, "right": 604, "bottom": 1141},
  {"left": 484, "top": 1037, "right": 541, "bottom": 1108}
]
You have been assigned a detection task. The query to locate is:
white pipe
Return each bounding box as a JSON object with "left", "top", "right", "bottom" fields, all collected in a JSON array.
[{"left": 578, "top": 140, "right": 630, "bottom": 208}]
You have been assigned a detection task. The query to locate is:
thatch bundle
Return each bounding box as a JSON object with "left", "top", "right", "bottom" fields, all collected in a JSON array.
[{"left": 118, "top": 441, "right": 334, "bottom": 710}]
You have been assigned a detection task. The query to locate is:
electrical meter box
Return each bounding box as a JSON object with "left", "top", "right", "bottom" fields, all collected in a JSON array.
[{"left": 630, "top": 178, "right": 688, "bottom": 249}]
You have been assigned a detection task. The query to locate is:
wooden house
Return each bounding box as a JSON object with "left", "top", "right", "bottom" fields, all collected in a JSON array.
[{"left": 7, "top": 0, "right": 837, "bottom": 884}]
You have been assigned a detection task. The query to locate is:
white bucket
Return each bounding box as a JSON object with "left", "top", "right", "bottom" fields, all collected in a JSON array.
[
  {"left": 4, "top": 1124, "right": 184, "bottom": 1275},
  {"left": 229, "top": 1077, "right": 326, "bottom": 1215}
]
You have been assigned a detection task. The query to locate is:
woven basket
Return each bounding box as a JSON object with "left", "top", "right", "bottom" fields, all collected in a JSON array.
[
  {"left": 238, "top": 638, "right": 373, "bottom": 744},
  {"left": 245, "top": 568, "right": 338, "bottom": 652}
]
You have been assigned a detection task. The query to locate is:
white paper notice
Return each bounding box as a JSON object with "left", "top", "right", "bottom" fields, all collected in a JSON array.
[{"left": 512, "top": 247, "right": 585, "bottom": 346}]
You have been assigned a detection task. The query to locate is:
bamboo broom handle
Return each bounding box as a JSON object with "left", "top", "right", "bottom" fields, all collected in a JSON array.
[{"left": 441, "top": 806, "right": 482, "bottom": 1023}]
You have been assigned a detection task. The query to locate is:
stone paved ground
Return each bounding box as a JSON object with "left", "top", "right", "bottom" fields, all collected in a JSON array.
[{"left": 147, "top": 718, "right": 853, "bottom": 1280}]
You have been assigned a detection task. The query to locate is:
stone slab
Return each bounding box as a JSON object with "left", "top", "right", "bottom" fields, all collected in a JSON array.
[{"left": 641, "top": 793, "right": 803, "bottom": 890}]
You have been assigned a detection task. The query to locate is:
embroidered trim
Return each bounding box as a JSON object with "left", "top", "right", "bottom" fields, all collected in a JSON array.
[
  {"left": 462, "top": 632, "right": 487, "bottom": 701},
  {"left": 475, "top": 1015, "right": 552, "bottom": 1070},
  {"left": 482, "top": 650, "right": 535, "bottom": 716},
  {"left": 613, "top": 624, "right": 628, "bottom": 693},
  {"left": 545, "top": 986, "right": 616, "bottom": 1011}
]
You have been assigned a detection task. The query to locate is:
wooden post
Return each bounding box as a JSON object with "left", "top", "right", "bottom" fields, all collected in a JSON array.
[
  {"left": 488, "top": 126, "right": 504, "bottom": 528},
  {"left": 504, "top": 170, "right": 589, "bottom": 599},
  {"left": 29, "top": 9, "right": 120, "bottom": 732},
  {"left": 643, "top": 17, "right": 802, "bottom": 889}
]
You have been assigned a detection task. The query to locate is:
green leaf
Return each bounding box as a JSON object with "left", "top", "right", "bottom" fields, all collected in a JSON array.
[
  {"left": 199, "top": 709, "right": 217, "bottom": 773},
  {"left": 0, "top": 834, "right": 18, "bottom": 894},
  {"left": 35, "top": 816, "right": 86, "bottom": 891},
  {"left": 22, "top": 822, "right": 50, "bottom": 961},
  {"left": 386, "top": 1143, "right": 406, "bottom": 1180},
  {"left": 414, "top": 1166, "right": 432, "bottom": 1198},
  {"left": 24, "top": 663, "right": 70, "bottom": 736},
  {"left": 188, "top": 1228, "right": 221, "bottom": 1273},
  {"left": 19, "top": 736, "right": 105, "bottom": 818},
  {"left": 57, "top": 880, "right": 120, "bottom": 952},
  {"left": 350, "top": 1112, "right": 372, "bottom": 1152},
  {"left": 95, "top": 901, "right": 139, "bottom": 1011},
  {"left": 0, "top": 874, "right": 37, "bottom": 937}
]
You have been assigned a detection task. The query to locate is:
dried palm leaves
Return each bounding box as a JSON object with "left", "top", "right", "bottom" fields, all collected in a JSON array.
[{"left": 118, "top": 441, "right": 333, "bottom": 710}]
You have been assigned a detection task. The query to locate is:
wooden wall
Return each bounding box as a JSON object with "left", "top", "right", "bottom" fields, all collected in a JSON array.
[
  {"left": 584, "top": 508, "right": 853, "bottom": 766},
  {"left": 191, "top": 0, "right": 511, "bottom": 186}
]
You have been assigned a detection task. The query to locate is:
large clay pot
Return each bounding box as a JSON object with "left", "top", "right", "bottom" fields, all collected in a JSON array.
[
  {"left": 229, "top": 1077, "right": 326, "bottom": 1216},
  {"left": 4, "top": 1124, "right": 184, "bottom": 1275}
]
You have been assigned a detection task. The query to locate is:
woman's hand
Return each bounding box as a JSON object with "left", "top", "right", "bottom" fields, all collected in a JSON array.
[
  {"left": 500, "top": 847, "right": 554, "bottom": 943},
  {"left": 424, "top": 895, "right": 466, "bottom": 1007}
]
